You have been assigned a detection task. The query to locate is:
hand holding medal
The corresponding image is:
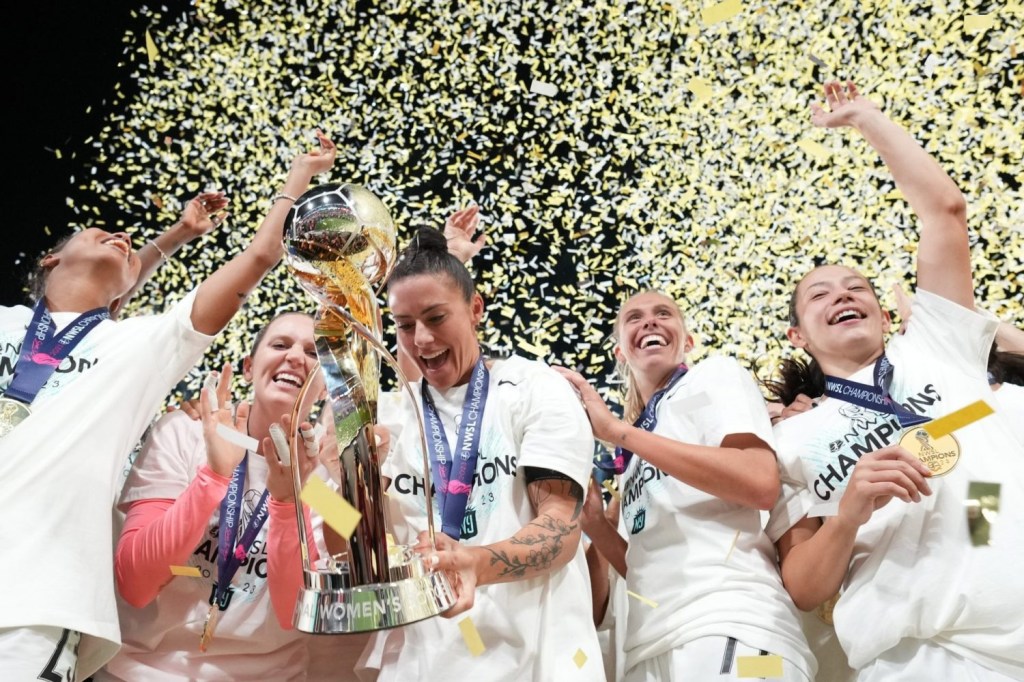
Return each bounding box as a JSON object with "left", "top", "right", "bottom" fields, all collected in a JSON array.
[{"left": 836, "top": 445, "right": 933, "bottom": 528}]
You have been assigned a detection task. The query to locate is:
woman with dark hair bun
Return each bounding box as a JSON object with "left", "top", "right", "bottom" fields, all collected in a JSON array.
[
  {"left": 765, "top": 81, "right": 1024, "bottom": 681},
  {"left": 360, "top": 224, "right": 603, "bottom": 680}
]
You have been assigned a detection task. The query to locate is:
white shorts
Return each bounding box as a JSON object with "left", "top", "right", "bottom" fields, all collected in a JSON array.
[
  {"left": 0, "top": 626, "right": 81, "bottom": 682},
  {"left": 856, "top": 639, "right": 1020, "bottom": 682},
  {"left": 624, "top": 635, "right": 811, "bottom": 682}
]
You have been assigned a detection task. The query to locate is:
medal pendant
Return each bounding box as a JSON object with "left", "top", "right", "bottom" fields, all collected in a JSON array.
[
  {"left": 199, "top": 604, "right": 219, "bottom": 652},
  {"left": 898, "top": 427, "right": 961, "bottom": 477},
  {"left": 0, "top": 397, "right": 31, "bottom": 439}
]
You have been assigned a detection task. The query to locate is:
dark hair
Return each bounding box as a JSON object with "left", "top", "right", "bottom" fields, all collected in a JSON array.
[
  {"left": 387, "top": 226, "right": 475, "bottom": 301},
  {"left": 771, "top": 265, "right": 885, "bottom": 404},
  {"left": 251, "top": 311, "right": 311, "bottom": 355},
  {"left": 990, "top": 349, "right": 1024, "bottom": 386},
  {"left": 762, "top": 355, "right": 826, "bottom": 405},
  {"left": 24, "top": 233, "right": 75, "bottom": 303}
]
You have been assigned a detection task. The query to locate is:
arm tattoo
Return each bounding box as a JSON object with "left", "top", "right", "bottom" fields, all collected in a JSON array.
[{"left": 483, "top": 479, "right": 582, "bottom": 579}]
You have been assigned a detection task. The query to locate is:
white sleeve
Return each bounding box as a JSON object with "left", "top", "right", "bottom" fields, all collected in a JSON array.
[
  {"left": 663, "top": 355, "right": 776, "bottom": 450},
  {"left": 514, "top": 362, "right": 595, "bottom": 491},
  {"left": 900, "top": 289, "right": 998, "bottom": 378},
  {"left": 764, "top": 428, "right": 814, "bottom": 542},
  {"left": 119, "top": 410, "right": 205, "bottom": 508}
]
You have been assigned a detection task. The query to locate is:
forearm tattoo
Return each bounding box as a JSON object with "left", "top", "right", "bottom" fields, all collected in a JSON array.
[{"left": 484, "top": 479, "right": 584, "bottom": 579}]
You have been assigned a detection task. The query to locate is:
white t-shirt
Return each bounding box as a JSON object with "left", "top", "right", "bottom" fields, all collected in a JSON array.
[
  {"left": 767, "top": 290, "right": 1024, "bottom": 677},
  {"left": 0, "top": 291, "right": 214, "bottom": 678},
  {"left": 368, "top": 355, "right": 603, "bottom": 681},
  {"left": 97, "top": 411, "right": 340, "bottom": 681},
  {"left": 618, "top": 355, "right": 815, "bottom": 679},
  {"left": 993, "top": 382, "right": 1024, "bottom": 445}
]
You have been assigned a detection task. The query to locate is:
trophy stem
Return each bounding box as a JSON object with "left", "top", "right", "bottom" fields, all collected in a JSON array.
[{"left": 289, "top": 362, "right": 326, "bottom": 574}]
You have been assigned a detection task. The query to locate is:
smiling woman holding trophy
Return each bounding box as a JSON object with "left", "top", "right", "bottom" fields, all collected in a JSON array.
[{"left": 365, "top": 226, "right": 601, "bottom": 680}]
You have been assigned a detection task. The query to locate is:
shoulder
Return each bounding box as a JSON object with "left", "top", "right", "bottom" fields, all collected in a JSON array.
[{"left": 490, "top": 354, "right": 567, "bottom": 391}]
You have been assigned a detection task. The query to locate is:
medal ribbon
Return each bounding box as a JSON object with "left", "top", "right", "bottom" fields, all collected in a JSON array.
[
  {"left": 601, "top": 365, "right": 688, "bottom": 474},
  {"left": 420, "top": 357, "right": 490, "bottom": 540},
  {"left": 211, "top": 454, "right": 271, "bottom": 611},
  {"left": 823, "top": 355, "right": 930, "bottom": 429},
  {"left": 3, "top": 300, "right": 109, "bottom": 404}
]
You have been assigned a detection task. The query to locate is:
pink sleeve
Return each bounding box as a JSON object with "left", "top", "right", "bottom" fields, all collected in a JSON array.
[
  {"left": 267, "top": 498, "right": 320, "bottom": 629},
  {"left": 115, "top": 465, "right": 231, "bottom": 608}
]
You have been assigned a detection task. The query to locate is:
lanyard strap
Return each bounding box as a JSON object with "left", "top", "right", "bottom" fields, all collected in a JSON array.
[
  {"left": 211, "top": 454, "right": 271, "bottom": 611},
  {"left": 420, "top": 358, "right": 490, "bottom": 540},
  {"left": 606, "top": 365, "right": 688, "bottom": 474},
  {"left": 824, "top": 355, "right": 930, "bottom": 429},
  {"left": 4, "top": 301, "right": 109, "bottom": 404}
]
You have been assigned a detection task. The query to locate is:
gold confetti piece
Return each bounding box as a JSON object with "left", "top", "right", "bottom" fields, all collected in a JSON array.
[
  {"left": 458, "top": 616, "right": 486, "bottom": 656},
  {"left": 145, "top": 29, "right": 159, "bottom": 64},
  {"left": 626, "top": 590, "right": 658, "bottom": 608},
  {"left": 431, "top": 41, "right": 440, "bottom": 55},
  {"left": 701, "top": 0, "right": 743, "bottom": 25},
  {"left": 170, "top": 565, "right": 202, "bottom": 577},
  {"left": 963, "top": 14, "right": 996, "bottom": 33},
  {"left": 573, "top": 648, "right": 588, "bottom": 668},
  {"left": 601, "top": 479, "right": 621, "bottom": 500},
  {"left": 966, "top": 481, "right": 1000, "bottom": 546},
  {"left": 687, "top": 77, "right": 713, "bottom": 102},
  {"left": 723, "top": 529, "right": 740, "bottom": 563},
  {"left": 883, "top": 188, "right": 904, "bottom": 200},
  {"left": 737, "top": 655, "right": 784, "bottom": 678},
  {"left": 301, "top": 476, "right": 362, "bottom": 540},
  {"left": 796, "top": 139, "right": 830, "bottom": 161},
  {"left": 923, "top": 400, "right": 995, "bottom": 439}
]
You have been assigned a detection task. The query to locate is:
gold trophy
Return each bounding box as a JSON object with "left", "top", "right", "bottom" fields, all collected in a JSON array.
[{"left": 283, "top": 183, "right": 454, "bottom": 633}]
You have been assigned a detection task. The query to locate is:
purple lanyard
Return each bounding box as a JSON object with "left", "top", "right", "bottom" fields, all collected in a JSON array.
[
  {"left": 824, "top": 355, "right": 930, "bottom": 429},
  {"left": 420, "top": 358, "right": 490, "bottom": 540},
  {"left": 602, "top": 365, "right": 688, "bottom": 474},
  {"left": 4, "top": 300, "right": 109, "bottom": 404},
  {"left": 210, "top": 454, "right": 270, "bottom": 611}
]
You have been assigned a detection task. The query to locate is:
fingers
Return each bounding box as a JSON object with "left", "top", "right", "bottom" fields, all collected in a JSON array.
[
  {"left": 234, "top": 401, "right": 250, "bottom": 432},
  {"left": 269, "top": 423, "right": 291, "bottom": 466},
  {"left": 181, "top": 399, "right": 202, "bottom": 421},
  {"left": 215, "top": 362, "right": 233, "bottom": 408}
]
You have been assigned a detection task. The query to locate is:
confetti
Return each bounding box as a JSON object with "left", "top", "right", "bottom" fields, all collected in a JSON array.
[
  {"left": 702, "top": 0, "right": 744, "bottom": 26},
  {"left": 796, "top": 139, "right": 830, "bottom": 161},
  {"left": 602, "top": 478, "right": 621, "bottom": 500},
  {"left": 626, "top": 590, "right": 658, "bottom": 608},
  {"left": 723, "top": 528, "right": 741, "bottom": 562},
  {"left": 687, "top": 77, "right": 714, "bottom": 102},
  {"left": 215, "top": 424, "right": 259, "bottom": 452},
  {"left": 923, "top": 400, "right": 995, "bottom": 439},
  {"left": 145, "top": 29, "right": 159, "bottom": 64},
  {"left": 573, "top": 648, "right": 588, "bottom": 668},
  {"left": 529, "top": 80, "right": 559, "bottom": 98},
  {"left": 964, "top": 14, "right": 996, "bottom": 33},
  {"left": 19, "top": 0, "right": 1021, "bottom": 425},
  {"left": 458, "top": 616, "right": 486, "bottom": 656},
  {"left": 169, "top": 565, "right": 202, "bottom": 577},
  {"left": 301, "top": 476, "right": 362, "bottom": 540},
  {"left": 737, "top": 655, "right": 784, "bottom": 678}
]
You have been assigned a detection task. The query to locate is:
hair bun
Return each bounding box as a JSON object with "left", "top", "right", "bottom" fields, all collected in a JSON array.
[{"left": 408, "top": 226, "right": 448, "bottom": 255}]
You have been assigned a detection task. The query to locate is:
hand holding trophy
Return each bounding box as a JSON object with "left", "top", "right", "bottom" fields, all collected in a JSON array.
[{"left": 283, "top": 184, "right": 454, "bottom": 633}]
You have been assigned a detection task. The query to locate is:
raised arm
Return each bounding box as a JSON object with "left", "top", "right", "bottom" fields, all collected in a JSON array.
[
  {"left": 812, "top": 81, "right": 971, "bottom": 309},
  {"left": 111, "top": 192, "right": 230, "bottom": 318},
  {"left": 189, "top": 131, "right": 337, "bottom": 335}
]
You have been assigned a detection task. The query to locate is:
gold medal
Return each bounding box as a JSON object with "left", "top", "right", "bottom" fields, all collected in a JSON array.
[
  {"left": 0, "top": 397, "right": 31, "bottom": 439},
  {"left": 199, "top": 604, "right": 219, "bottom": 652},
  {"left": 898, "top": 427, "right": 961, "bottom": 476},
  {"left": 816, "top": 590, "right": 840, "bottom": 625}
]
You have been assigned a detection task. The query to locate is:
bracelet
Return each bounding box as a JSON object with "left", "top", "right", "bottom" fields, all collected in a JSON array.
[
  {"left": 148, "top": 240, "right": 170, "bottom": 262},
  {"left": 272, "top": 193, "right": 298, "bottom": 204}
]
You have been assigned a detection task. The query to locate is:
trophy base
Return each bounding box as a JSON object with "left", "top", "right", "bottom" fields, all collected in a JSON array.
[{"left": 293, "top": 550, "right": 456, "bottom": 634}]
